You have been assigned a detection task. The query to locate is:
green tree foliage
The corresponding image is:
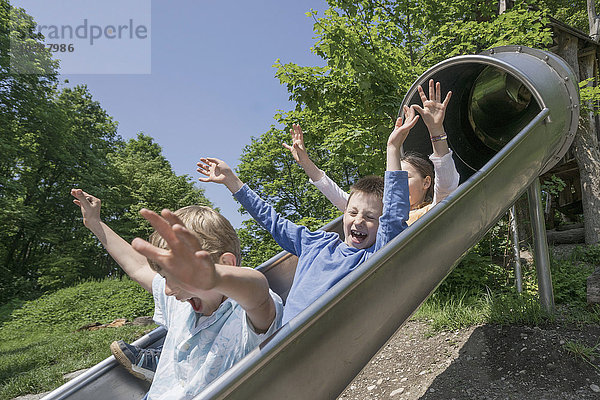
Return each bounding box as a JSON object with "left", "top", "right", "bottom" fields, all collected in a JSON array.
[
  {"left": 424, "top": 2, "right": 553, "bottom": 62},
  {"left": 0, "top": 78, "right": 126, "bottom": 296},
  {"left": 533, "top": 0, "right": 592, "bottom": 31},
  {"left": 0, "top": 1, "right": 210, "bottom": 300},
  {"left": 236, "top": 0, "right": 561, "bottom": 265},
  {"left": 32, "top": 131, "right": 212, "bottom": 293},
  {"left": 107, "top": 133, "right": 212, "bottom": 240}
]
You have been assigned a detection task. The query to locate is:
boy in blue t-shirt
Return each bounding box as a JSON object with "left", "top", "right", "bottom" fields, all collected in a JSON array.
[
  {"left": 197, "top": 109, "right": 417, "bottom": 324},
  {"left": 71, "top": 191, "right": 283, "bottom": 399}
]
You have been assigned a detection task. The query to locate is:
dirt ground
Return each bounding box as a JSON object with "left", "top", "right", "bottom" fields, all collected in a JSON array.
[
  {"left": 15, "top": 247, "right": 600, "bottom": 400},
  {"left": 339, "top": 244, "right": 600, "bottom": 400},
  {"left": 339, "top": 318, "right": 600, "bottom": 400},
  {"left": 17, "top": 319, "right": 600, "bottom": 400}
]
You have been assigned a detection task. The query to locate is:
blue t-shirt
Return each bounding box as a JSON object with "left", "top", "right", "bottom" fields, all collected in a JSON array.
[
  {"left": 147, "top": 274, "right": 283, "bottom": 399},
  {"left": 234, "top": 170, "right": 409, "bottom": 324}
]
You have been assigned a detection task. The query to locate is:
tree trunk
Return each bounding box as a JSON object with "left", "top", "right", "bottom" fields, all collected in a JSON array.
[
  {"left": 575, "top": 53, "right": 600, "bottom": 244},
  {"left": 588, "top": 0, "right": 600, "bottom": 41},
  {"left": 546, "top": 227, "right": 585, "bottom": 245},
  {"left": 555, "top": 30, "right": 600, "bottom": 244}
]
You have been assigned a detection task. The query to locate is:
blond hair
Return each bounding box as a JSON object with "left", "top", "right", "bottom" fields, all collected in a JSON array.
[{"left": 147, "top": 205, "right": 240, "bottom": 270}]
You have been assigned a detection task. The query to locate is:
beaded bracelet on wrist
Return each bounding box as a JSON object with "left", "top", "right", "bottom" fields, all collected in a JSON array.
[{"left": 430, "top": 133, "right": 447, "bottom": 142}]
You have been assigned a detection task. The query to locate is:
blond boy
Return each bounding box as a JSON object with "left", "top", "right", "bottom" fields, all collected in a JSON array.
[{"left": 71, "top": 190, "right": 282, "bottom": 399}]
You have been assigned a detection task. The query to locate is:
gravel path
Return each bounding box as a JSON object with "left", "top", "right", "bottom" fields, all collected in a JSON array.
[{"left": 340, "top": 319, "right": 600, "bottom": 400}]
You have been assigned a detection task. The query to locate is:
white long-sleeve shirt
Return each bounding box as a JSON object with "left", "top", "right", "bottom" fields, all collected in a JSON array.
[{"left": 311, "top": 150, "right": 460, "bottom": 225}]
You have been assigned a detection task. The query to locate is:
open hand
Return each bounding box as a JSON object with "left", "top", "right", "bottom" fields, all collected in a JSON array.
[
  {"left": 413, "top": 79, "right": 452, "bottom": 135},
  {"left": 71, "top": 189, "right": 102, "bottom": 229},
  {"left": 387, "top": 105, "right": 420, "bottom": 149},
  {"left": 282, "top": 124, "right": 309, "bottom": 165},
  {"left": 197, "top": 157, "right": 232, "bottom": 184},
  {"left": 197, "top": 157, "right": 243, "bottom": 193},
  {"left": 132, "top": 208, "right": 219, "bottom": 293}
]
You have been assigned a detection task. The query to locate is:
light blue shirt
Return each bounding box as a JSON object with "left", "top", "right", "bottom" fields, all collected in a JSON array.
[
  {"left": 234, "top": 170, "right": 409, "bottom": 325},
  {"left": 147, "top": 274, "right": 283, "bottom": 399}
]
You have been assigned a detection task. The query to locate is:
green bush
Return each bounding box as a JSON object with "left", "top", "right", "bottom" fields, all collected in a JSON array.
[
  {"left": 2, "top": 277, "right": 154, "bottom": 332},
  {"left": 569, "top": 244, "right": 600, "bottom": 264},
  {"left": 551, "top": 261, "right": 594, "bottom": 308},
  {"left": 440, "top": 241, "right": 597, "bottom": 308},
  {"left": 419, "top": 241, "right": 598, "bottom": 331},
  {"left": 486, "top": 291, "right": 552, "bottom": 325},
  {"left": 473, "top": 216, "right": 512, "bottom": 259},
  {"left": 0, "top": 277, "right": 156, "bottom": 399},
  {"left": 0, "top": 275, "right": 41, "bottom": 305},
  {"left": 438, "top": 252, "right": 509, "bottom": 296}
]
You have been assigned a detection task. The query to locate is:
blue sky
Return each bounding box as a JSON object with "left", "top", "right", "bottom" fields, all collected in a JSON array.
[{"left": 14, "top": 0, "right": 330, "bottom": 228}]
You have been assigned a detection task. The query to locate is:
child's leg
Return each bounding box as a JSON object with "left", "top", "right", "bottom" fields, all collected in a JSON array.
[{"left": 110, "top": 340, "right": 161, "bottom": 382}]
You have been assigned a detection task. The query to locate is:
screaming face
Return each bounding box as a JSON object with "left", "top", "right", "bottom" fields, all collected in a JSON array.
[
  {"left": 343, "top": 191, "right": 383, "bottom": 249},
  {"left": 162, "top": 274, "right": 224, "bottom": 316}
]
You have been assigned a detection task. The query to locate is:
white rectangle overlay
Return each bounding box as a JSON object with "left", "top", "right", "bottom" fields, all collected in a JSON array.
[{"left": 10, "top": 0, "right": 151, "bottom": 74}]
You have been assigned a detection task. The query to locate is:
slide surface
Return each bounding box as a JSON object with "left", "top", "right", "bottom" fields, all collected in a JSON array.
[{"left": 41, "top": 46, "right": 579, "bottom": 400}]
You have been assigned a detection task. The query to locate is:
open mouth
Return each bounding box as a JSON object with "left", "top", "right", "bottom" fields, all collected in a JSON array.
[
  {"left": 187, "top": 298, "right": 203, "bottom": 313},
  {"left": 350, "top": 229, "right": 367, "bottom": 243}
]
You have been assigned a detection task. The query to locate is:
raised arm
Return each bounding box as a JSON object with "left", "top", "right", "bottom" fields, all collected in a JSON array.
[
  {"left": 412, "top": 79, "right": 460, "bottom": 204},
  {"left": 282, "top": 124, "right": 323, "bottom": 182},
  {"left": 387, "top": 105, "right": 420, "bottom": 171},
  {"left": 71, "top": 189, "right": 156, "bottom": 292},
  {"left": 283, "top": 124, "right": 348, "bottom": 212},
  {"left": 197, "top": 157, "right": 324, "bottom": 256},
  {"left": 197, "top": 157, "right": 243, "bottom": 194},
  {"left": 413, "top": 79, "right": 452, "bottom": 158},
  {"left": 371, "top": 108, "right": 416, "bottom": 250},
  {"left": 131, "top": 208, "right": 277, "bottom": 333},
  {"left": 430, "top": 152, "right": 460, "bottom": 205}
]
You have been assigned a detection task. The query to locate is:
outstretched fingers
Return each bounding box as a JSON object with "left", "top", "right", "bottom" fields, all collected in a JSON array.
[
  {"left": 442, "top": 90, "right": 452, "bottom": 109},
  {"left": 158, "top": 209, "right": 200, "bottom": 252},
  {"left": 284, "top": 124, "right": 305, "bottom": 151},
  {"left": 160, "top": 208, "right": 185, "bottom": 227},
  {"left": 196, "top": 158, "right": 214, "bottom": 181},
  {"left": 131, "top": 237, "right": 171, "bottom": 263},
  {"left": 292, "top": 124, "right": 304, "bottom": 142},
  {"left": 419, "top": 79, "right": 443, "bottom": 104},
  {"left": 71, "top": 188, "right": 102, "bottom": 218},
  {"left": 139, "top": 208, "right": 180, "bottom": 248},
  {"left": 418, "top": 79, "right": 450, "bottom": 104},
  {"left": 400, "top": 105, "right": 419, "bottom": 128},
  {"left": 71, "top": 188, "right": 95, "bottom": 203},
  {"left": 417, "top": 84, "right": 428, "bottom": 105},
  {"left": 172, "top": 223, "right": 203, "bottom": 253},
  {"left": 71, "top": 189, "right": 83, "bottom": 207},
  {"left": 197, "top": 157, "right": 221, "bottom": 170}
]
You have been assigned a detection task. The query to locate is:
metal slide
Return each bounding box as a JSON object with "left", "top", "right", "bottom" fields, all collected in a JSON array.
[{"left": 41, "top": 46, "right": 579, "bottom": 400}]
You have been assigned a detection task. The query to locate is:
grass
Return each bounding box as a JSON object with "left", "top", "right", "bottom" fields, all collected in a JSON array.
[
  {"left": 563, "top": 340, "right": 600, "bottom": 371},
  {"left": 1, "top": 244, "right": 598, "bottom": 399},
  {"left": 0, "top": 277, "right": 155, "bottom": 400},
  {"left": 413, "top": 289, "right": 559, "bottom": 336},
  {"left": 413, "top": 244, "right": 600, "bottom": 335},
  {"left": 414, "top": 291, "right": 488, "bottom": 334}
]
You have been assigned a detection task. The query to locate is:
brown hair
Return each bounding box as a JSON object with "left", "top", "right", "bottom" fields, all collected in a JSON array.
[
  {"left": 347, "top": 175, "right": 385, "bottom": 205},
  {"left": 401, "top": 151, "right": 434, "bottom": 207},
  {"left": 147, "top": 205, "right": 241, "bottom": 270}
]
